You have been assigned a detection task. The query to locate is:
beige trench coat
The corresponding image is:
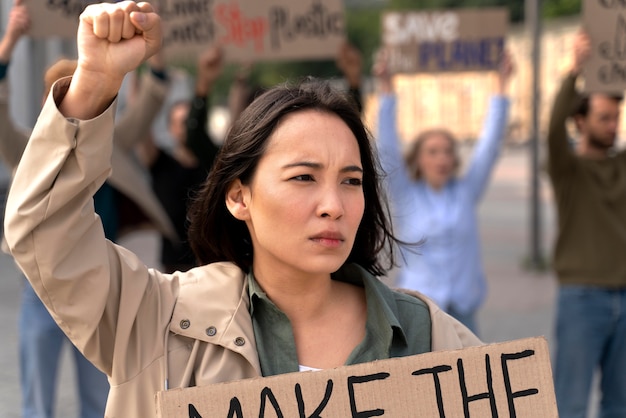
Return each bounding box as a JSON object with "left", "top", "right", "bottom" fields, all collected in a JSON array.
[
  {"left": 5, "top": 78, "right": 481, "bottom": 418},
  {"left": 0, "top": 72, "right": 176, "bottom": 241}
]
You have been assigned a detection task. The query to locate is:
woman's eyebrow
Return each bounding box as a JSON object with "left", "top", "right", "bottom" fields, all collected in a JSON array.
[{"left": 282, "top": 162, "right": 363, "bottom": 173}]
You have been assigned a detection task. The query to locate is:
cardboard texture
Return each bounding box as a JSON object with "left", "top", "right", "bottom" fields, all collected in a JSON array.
[
  {"left": 26, "top": 0, "right": 101, "bottom": 38},
  {"left": 25, "top": 0, "right": 345, "bottom": 64},
  {"left": 582, "top": 0, "right": 626, "bottom": 93},
  {"left": 382, "top": 8, "right": 509, "bottom": 74},
  {"left": 155, "top": 337, "right": 558, "bottom": 417}
]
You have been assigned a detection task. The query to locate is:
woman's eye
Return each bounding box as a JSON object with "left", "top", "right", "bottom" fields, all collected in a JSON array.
[
  {"left": 292, "top": 174, "right": 314, "bottom": 182},
  {"left": 344, "top": 178, "right": 363, "bottom": 186}
]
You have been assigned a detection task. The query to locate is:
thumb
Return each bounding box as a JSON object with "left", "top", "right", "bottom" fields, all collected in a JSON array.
[{"left": 130, "top": 9, "right": 162, "bottom": 59}]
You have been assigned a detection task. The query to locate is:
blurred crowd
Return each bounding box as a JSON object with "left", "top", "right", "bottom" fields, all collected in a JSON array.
[{"left": 0, "top": 1, "right": 624, "bottom": 418}]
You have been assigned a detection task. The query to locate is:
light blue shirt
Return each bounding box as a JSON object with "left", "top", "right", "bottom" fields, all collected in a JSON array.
[{"left": 377, "top": 94, "right": 510, "bottom": 315}]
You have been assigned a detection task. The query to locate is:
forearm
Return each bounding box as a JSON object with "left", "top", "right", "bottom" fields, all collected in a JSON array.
[
  {"left": 0, "top": 36, "right": 19, "bottom": 63},
  {"left": 114, "top": 70, "right": 169, "bottom": 151},
  {"left": 546, "top": 73, "right": 578, "bottom": 174},
  {"left": 186, "top": 95, "right": 219, "bottom": 169},
  {"left": 348, "top": 86, "right": 362, "bottom": 115},
  {"left": 464, "top": 95, "right": 510, "bottom": 200},
  {"left": 377, "top": 94, "right": 412, "bottom": 199}
]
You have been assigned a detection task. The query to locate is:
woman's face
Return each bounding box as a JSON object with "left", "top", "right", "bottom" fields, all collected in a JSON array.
[
  {"left": 228, "top": 109, "right": 365, "bottom": 280},
  {"left": 416, "top": 133, "right": 456, "bottom": 189}
]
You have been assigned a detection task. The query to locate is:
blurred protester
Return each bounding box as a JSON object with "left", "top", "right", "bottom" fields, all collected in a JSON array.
[
  {"left": 225, "top": 41, "right": 364, "bottom": 130},
  {"left": 0, "top": 1, "right": 175, "bottom": 416},
  {"left": 374, "top": 49, "right": 513, "bottom": 334},
  {"left": 547, "top": 31, "right": 626, "bottom": 418},
  {"left": 137, "top": 46, "right": 222, "bottom": 273},
  {"left": 336, "top": 41, "right": 364, "bottom": 114}
]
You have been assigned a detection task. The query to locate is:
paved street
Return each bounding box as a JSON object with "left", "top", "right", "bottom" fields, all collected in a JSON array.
[{"left": 0, "top": 146, "right": 578, "bottom": 416}]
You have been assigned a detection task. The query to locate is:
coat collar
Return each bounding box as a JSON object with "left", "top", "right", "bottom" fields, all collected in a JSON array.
[{"left": 169, "top": 262, "right": 259, "bottom": 369}]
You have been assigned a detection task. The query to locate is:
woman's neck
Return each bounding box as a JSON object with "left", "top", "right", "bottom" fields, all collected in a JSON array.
[{"left": 254, "top": 268, "right": 335, "bottom": 321}]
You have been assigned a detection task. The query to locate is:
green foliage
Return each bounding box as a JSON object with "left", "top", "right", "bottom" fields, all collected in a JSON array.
[{"left": 542, "top": 0, "right": 581, "bottom": 18}]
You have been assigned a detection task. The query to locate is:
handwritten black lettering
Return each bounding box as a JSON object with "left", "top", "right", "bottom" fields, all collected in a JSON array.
[
  {"left": 347, "top": 373, "right": 389, "bottom": 418},
  {"left": 599, "top": 62, "right": 626, "bottom": 83},
  {"left": 163, "top": 18, "right": 215, "bottom": 47},
  {"left": 412, "top": 365, "right": 453, "bottom": 418},
  {"left": 599, "top": 15, "right": 626, "bottom": 61},
  {"left": 501, "top": 350, "right": 540, "bottom": 418},
  {"left": 157, "top": 0, "right": 213, "bottom": 20},
  {"left": 188, "top": 403, "right": 204, "bottom": 418},
  {"left": 268, "top": 0, "right": 343, "bottom": 50},
  {"left": 259, "top": 387, "right": 284, "bottom": 418},
  {"left": 457, "top": 356, "right": 497, "bottom": 418},
  {"left": 46, "top": 0, "right": 94, "bottom": 18},
  {"left": 295, "top": 380, "right": 333, "bottom": 418},
  {"left": 226, "top": 397, "right": 244, "bottom": 418}
]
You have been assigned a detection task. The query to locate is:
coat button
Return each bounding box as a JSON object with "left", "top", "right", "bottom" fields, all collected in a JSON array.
[
  {"left": 234, "top": 337, "right": 245, "bottom": 346},
  {"left": 206, "top": 326, "right": 217, "bottom": 337},
  {"left": 180, "top": 319, "right": 191, "bottom": 329}
]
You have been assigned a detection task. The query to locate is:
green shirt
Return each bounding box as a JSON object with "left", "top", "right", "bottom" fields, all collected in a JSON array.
[{"left": 248, "top": 263, "right": 432, "bottom": 377}]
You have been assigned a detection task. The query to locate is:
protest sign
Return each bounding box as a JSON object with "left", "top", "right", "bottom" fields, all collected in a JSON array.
[
  {"left": 155, "top": 337, "right": 558, "bottom": 418},
  {"left": 24, "top": 0, "right": 345, "bottom": 63},
  {"left": 382, "top": 8, "right": 508, "bottom": 74},
  {"left": 155, "top": 0, "right": 345, "bottom": 63},
  {"left": 583, "top": 0, "right": 626, "bottom": 93},
  {"left": 25, "top": 0, "right": 102, "bottom": 38}
]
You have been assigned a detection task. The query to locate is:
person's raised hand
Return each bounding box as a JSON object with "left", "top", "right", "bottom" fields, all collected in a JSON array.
[
  {"left": 0, "top": 0, "right": 30, "bottom": 62},
  {"left": 571, "top": 30, "right": 591, "bottom": 76},
  {"left": 195, "top": 45, "right": 224, "bottom": 97},
  {"left": 336, "top": 42, "right": 362, "bottom": 89},
  {"left": 372, "top": 48, "right": 393, "bottom": 94},
  {"left": 496, "top": 49, "right": 515, "bottom": 95},
  {"left": 61, "top": 1, "right": 162, "bottom": 119}
]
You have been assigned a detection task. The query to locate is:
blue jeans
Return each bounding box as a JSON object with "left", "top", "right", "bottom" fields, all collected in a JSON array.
[
  {"left": 554, "top": 285, "right": 626, "bottom": 418},
  {"left": 19, "top": 278, "right": 109, "bottom": 418}
]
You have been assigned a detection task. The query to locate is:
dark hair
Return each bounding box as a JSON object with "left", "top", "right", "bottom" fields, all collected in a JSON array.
[
  {"left": 187, "top": 78, "right": 398, "bottom": 276},
  {"left": 571, "top": 92, "right": 623, "bottom": 118},
  {"left": 405, "top": 128, "right": 460, "bottom": 180}
]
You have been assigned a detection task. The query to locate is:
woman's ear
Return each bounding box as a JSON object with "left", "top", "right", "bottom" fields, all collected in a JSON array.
[{"left": 225, "top": 179, "right": 250, "bottom": 221}]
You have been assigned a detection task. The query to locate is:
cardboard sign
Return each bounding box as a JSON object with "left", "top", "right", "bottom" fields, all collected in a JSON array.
[
  {"left": 25, "top": 0, "right": 345, "bottom": 63},
  {"left": 583, "top": 0, "right": 626, "bottom": 93},
  {"left": 155, "top": 337, "right": 558, "bottom": 417},
  {"left": 25, "top": 0, "right": 102, "bottom": 38},
  {"left": 382, "top": 8, "right": 509, "bottom": 74},
  {"left": 156, "top": 0, "right": 345, "bottom": 63}
]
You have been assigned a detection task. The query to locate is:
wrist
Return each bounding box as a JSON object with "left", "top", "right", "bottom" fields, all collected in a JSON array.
[
  {"left": 195, "top": 79, "right": 213, "bottom": 98},
  {"left": 59, "top": 68, "right": 121, "bottom": 119},
  {"left": 0, "top": 38, "right": 17, "bottom": 62}
]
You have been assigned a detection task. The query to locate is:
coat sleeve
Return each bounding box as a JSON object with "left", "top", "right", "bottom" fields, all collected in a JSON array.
[
  {"left": 546, "top": 74, "right": 578, "bottom": 181},
  {"left": 3, "top": 78, "right": 178, "bottom": 386},
  {"left": 0, "top": 78, "right": 30, "bottom": 172}
]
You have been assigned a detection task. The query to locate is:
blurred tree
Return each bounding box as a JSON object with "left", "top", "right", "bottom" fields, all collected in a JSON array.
[{"left": 542, "top": 0, "right": 581, "bottom": 18}]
